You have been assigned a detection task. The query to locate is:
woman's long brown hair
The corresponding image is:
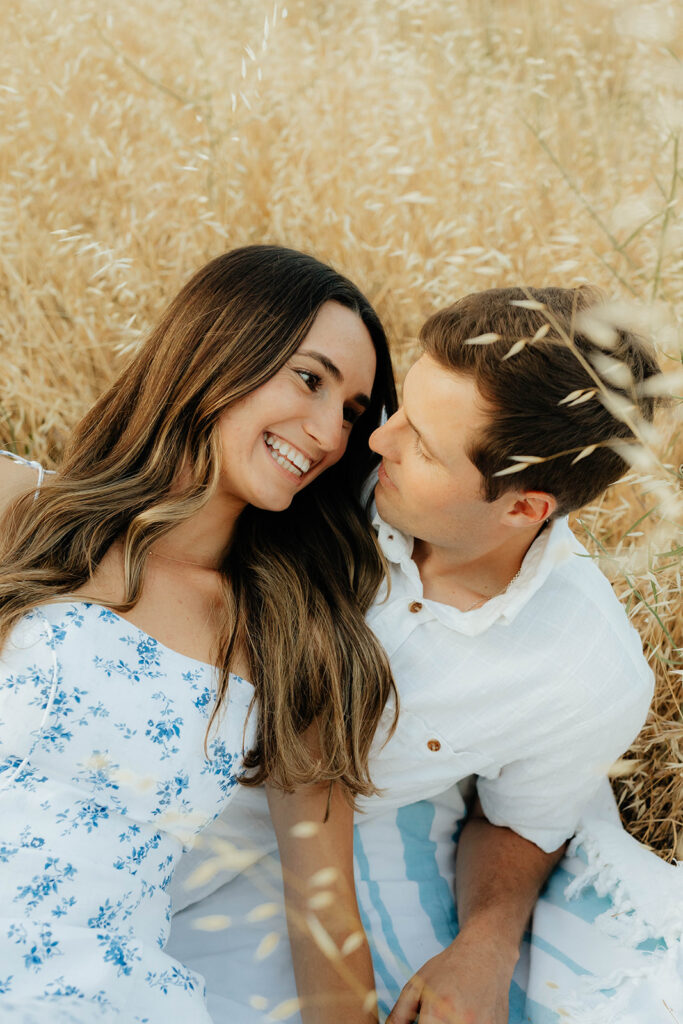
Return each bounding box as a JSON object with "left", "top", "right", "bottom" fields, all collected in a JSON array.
[{"left": 0, "top": 246, "right": 398, "bottom": 798}]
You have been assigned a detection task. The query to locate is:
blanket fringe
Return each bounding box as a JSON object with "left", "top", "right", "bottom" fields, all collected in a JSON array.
[
  {"left": 567, "top": 824, "right": 683, "bottom": 945},
  {"left": 557, "top": 943, "right": 683, "bottom": 1024},
  {"left": 559, "top": 822, "right": 683, "bottom": 1023}
]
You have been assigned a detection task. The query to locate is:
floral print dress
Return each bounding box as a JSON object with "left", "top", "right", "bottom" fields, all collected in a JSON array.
[{"left": 0, "top": 601, "right": 256, "bottom": 1023}]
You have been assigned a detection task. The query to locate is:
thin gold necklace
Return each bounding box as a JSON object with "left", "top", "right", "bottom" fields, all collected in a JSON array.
[
  {"left": 461, "top": 521, "right": 546, "bottom": 612},
  {"left": 463, "top": 566, "right": 523, "bottom": 613}
]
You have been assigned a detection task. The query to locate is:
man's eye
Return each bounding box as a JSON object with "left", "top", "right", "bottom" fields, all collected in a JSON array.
[
  {"left": 296, "top": 369, "right": 322, "bottom": 391},
  {"left": 414, "top": 435, "right": 430, "bottom": 460}
]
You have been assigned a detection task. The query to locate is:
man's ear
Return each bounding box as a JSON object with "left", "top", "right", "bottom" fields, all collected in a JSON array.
[{"left": 505, "top": 490, "right": 557, "bottom": 528}]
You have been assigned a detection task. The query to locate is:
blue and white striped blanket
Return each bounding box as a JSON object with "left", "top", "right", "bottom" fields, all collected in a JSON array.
[{"left": 169, "top": 782, "right": 683, "bottom": 1023}]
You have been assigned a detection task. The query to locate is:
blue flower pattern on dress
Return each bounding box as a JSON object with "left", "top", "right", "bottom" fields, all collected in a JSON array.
[
  {"left": 14, "top": 858, "right": 77, "bottom": 912},
  {"left": 56, "top": 799, "right": 110, "bottom": 836},
  {"left": 0, "top": 601, "right": 255, "bottom": 1022}
]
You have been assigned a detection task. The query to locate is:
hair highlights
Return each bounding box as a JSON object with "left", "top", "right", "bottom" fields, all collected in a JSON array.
[{"left": 0, "top": 245, "right": 398, "bottom": 798}]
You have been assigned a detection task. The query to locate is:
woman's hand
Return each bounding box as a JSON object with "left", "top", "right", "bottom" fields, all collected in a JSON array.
[{"left": 267, "top": 773, "right": 378, "bottom": 1024}]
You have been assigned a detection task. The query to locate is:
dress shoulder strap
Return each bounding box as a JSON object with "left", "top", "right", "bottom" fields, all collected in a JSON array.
[{"left": 0, "top": 449, "right": 48, "bottom": 499}]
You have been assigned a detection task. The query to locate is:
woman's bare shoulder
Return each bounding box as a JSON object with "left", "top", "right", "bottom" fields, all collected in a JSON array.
[{"left": 0, "top": 452, "right": 42, "bottom": 514}]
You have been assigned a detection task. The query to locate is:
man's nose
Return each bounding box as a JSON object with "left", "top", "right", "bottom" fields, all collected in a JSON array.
[{"left": 369, "top": 409, "right": 402, "bottom": 456}]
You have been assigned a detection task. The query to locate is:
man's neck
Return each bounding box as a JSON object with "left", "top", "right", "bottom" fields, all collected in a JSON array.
[{"left": 412, "top": 525, "right": 544, "bottom": 611}]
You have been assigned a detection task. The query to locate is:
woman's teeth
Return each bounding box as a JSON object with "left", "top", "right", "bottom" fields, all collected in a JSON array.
[{"left": 264, "top": 433, "right": 312, "bottom": 477}]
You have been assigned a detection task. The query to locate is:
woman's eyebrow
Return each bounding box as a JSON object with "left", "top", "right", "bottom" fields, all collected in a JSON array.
[
  {"left": 299, "top": 350, "right": 371, "bottom": 408},
  {"left": 300, "top": 349, "right": 343, "bottom": 381}
]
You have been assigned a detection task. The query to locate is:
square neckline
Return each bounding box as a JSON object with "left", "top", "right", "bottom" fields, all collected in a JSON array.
[{"left": 41, "top": 600, "right": 252, "bottom": 686}]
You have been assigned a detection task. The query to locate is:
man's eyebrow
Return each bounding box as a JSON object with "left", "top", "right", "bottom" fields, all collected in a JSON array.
[
  {"left": 299, "top": 349, "right": 371, "bottom": 408},
  {"left": 404, "top": 410, "right": 439, "bottom": 457}
]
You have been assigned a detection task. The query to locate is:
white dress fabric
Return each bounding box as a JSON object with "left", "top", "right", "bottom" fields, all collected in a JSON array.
[{"left": 0, "top": 600, "right": 255, "bottom": 1024}]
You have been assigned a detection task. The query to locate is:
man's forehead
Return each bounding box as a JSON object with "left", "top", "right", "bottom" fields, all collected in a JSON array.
[{"left": 403, "top": 355, "right": 491, "bottom": 455}]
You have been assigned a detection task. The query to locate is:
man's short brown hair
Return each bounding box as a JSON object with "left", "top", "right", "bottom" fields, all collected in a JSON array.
[{"left": 420, "top": 286, "right": 661, "bottom": 516}]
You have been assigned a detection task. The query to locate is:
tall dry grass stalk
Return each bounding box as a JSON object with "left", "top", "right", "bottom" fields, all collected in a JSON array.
[{"left": 1, "top": 0, "right": 681, "bottom": 858}]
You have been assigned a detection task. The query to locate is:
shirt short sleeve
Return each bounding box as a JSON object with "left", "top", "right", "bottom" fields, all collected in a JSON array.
[{"left": 476, "top": 655, "right": 654, "bottom": 853}]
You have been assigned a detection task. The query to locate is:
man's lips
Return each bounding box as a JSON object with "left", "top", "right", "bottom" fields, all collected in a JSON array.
[{"left": 377, "top": 460, "right": 397, "bottom": 490}]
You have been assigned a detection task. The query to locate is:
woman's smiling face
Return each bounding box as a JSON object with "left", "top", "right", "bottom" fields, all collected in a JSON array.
[{"left": 216, "top": 301, "right": 377, "bottom": 512}]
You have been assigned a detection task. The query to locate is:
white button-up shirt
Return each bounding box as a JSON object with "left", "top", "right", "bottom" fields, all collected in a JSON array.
[
  {"left": 358, "top": 512, "right": 654, "bottom": 852},
  {"left": 172, "top": 510, "right": 654, "bottom": 911}
]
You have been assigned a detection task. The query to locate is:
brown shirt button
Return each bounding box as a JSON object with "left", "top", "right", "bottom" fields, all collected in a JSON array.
[
  {"left": 409, "top": 601, "right": 423, "bottom": 613},
  {"left": 427, "top": 739, "right": 441, "bottom": 752}
]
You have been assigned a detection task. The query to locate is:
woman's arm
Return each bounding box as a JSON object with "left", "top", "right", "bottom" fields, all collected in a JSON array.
[{"left": 267, "top": 778, "right": 378, "bottom": 1024}]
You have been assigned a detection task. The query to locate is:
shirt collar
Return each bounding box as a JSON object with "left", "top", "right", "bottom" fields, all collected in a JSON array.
[
  {"left": 372, "top": 510, "right": 577, "bottom": 635},
  {"left": 373, "top": 512, "right": 414, "bottom": 564}
]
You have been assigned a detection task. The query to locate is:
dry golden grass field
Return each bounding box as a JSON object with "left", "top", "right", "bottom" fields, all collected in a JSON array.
[{"left": 1, "top": 0, "right": 681, "bottom": 858}]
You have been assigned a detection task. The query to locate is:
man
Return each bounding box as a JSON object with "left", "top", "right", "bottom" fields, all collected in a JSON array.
[{"left": 168, "top": 285, "right": 662, "bottom": 1023}]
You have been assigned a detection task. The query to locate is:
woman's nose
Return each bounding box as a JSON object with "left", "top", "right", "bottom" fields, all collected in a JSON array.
[{"left": 303, "top": 402, "right": 345, "bottom": 453}]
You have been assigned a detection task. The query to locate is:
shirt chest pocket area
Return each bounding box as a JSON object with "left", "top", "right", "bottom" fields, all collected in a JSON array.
[{"left": 368, "top": 708, "right": 493, "bottom": 808}]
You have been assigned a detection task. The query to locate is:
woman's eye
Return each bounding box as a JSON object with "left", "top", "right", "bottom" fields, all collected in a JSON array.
[
  {"left": 296, "top": 369, "right": 322, "bottom": 391},
  {"left": 343, "top": 406, "right": 362, "bottom": 426}
]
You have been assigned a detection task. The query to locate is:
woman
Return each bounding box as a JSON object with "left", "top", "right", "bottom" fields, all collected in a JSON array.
[{"left": 0, "top": 245, "right": 397, "bottom": 1023}]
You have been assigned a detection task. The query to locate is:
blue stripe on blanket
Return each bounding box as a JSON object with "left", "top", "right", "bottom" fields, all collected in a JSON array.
[
  {"left": 527, "top": 932, "right": 591, "bottom": 976},
  {"left": 356, "top": 809, "right": 641, "bottom": 1024},
  {"left": 540, "top": 867, "right": 667, "bottom": 957},
  {"left": 510, "top": 980, "right": 560, "bottom": 1024},
  {"left": 509, "top": 978, "right": 527, "bottom": 1022},
  {"left": 397, "top": 802, "right": 458, "bottom": 948},
  {"left": 354, "top": 825, "right": 405, "bottom": 1015},
  {"left": 541, "top": 867, "right": 667, "bottom": 956},
  {"left": 541, "top": 866, "right": 613, "bottom": 922},
  {"left": 637, "top": 936, "right": 668, "bottom": 952}
]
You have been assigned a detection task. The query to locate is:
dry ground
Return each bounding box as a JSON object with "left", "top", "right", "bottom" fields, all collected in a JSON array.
[{"left": 1, "top": 0, "right": 681, "bottom": 858}]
